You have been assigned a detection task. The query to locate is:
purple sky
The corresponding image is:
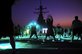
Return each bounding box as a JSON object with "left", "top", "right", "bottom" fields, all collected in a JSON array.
[{"left": 12, "top": 0, "right": 82, "bottom": 27}]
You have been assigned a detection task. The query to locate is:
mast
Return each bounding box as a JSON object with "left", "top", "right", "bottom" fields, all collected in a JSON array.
[{"left": 35, "top": 0, "right": 48, "bottom": 27}]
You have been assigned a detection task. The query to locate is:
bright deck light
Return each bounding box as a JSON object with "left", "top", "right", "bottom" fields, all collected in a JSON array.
[
  {"left": 42, "top": 28, "right": 48, "bottom": 33},
  {"left": 27, "top": 21, "right": 40, "bottom": 29}
]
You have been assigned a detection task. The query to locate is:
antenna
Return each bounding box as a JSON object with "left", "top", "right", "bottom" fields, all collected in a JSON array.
[{"left": 40, "top": 0, "right": 42, "bottom": 5}]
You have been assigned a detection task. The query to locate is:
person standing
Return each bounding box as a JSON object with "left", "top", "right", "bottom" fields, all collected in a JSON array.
[
  {"left": 72, "top": 16, "right": 82, "bottom": 41},
  {"left": 0, "top": 0, "right": 15, "bottom": 50},
  {"left": 29, "top": 25, "right": 38, "bottom": 39},
  {"left": 45, "top": 15, "right": 55, "bottom": 41}
]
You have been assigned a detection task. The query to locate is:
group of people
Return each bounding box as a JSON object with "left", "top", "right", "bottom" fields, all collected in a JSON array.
[
  {"left": 29, "top": 16, "right": 82, "bottom": 41},
  {"left": 29, "top": 15, "right": 55, "bottom": 40},
  {"left": 0, "top": 0, "right": 82, "bottom": 50}
]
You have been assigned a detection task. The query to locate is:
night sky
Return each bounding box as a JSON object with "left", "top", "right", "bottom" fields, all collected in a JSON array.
[{"left": 12, "top": 0, "right": 82, "bottom": 28}]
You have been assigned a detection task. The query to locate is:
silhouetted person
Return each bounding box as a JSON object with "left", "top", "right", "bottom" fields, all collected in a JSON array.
[
  {"left": 68, "top": 28, "right": 72, "bottom": 36},
  {"left": 0, "top": 0, "right": 15, "bottom": 50},
  {"left": 14, "top": 24, "right": 21, "bottom": 37},
  {"left": 45, "top": 15, "right": 55, "bottom": 41},
  {"left": 47, "top": 15, "right": 53, "bottom": 27},
  {"left": 64, "top": 28, "right": 68, "bottom": 37},
  {"left": 29, "top": 25, "right": 38, "bottom": 39},
  {"left": 56, "top": 24, "right": 63, "bottom": 36},
  {"left": 22, "top": 26, "right": 26, "bottom": 36},
  {"left": 72, "top": 16, "right": 82, "bottom": 41}
]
